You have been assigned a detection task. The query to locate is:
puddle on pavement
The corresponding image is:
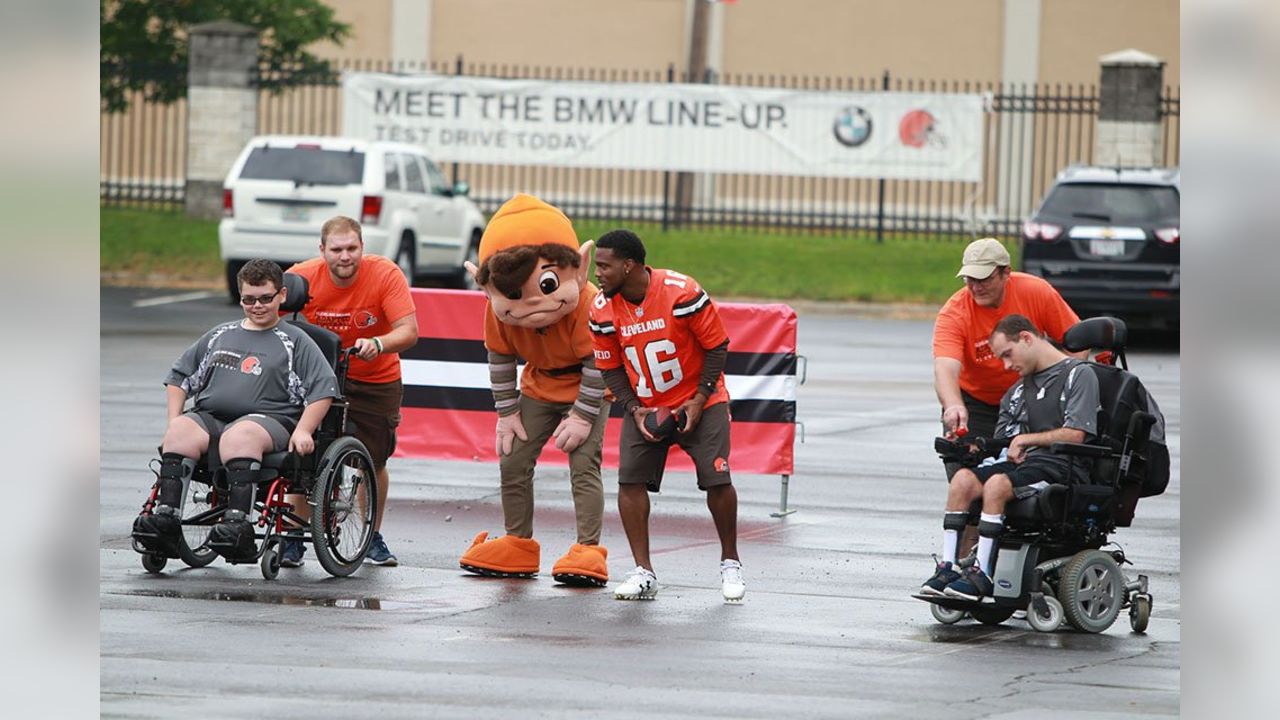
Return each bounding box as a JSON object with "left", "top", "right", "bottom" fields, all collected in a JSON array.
[
  {"left": 917, "top": 623, "right": 1127, "bottom": 650},
  {"left": 114, "top": 588, "right": 421, "bottom": 611}
]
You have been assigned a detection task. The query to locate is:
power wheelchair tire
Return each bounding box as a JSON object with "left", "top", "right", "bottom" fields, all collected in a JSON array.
[
  {"left": 1058, "top": 550, "right": 1125, "bottom": 633},
  {"left": 1027, "top": 596, "right": 1064, "bottom": 633},
  {"left": 930, "top": 603, "right": 966, "bottom": 625},
  {"left": 970, "top": 607, "right": 1016, "bottom": 626},
  {"left": 1129, "top": 595, "right": 1151, "bottom": 634},
  {"left": 309, "top": 437, "right": 379, "bottom": 578},
  {"left": 141, "top": 553, "right": 167, "bottom": 574}
]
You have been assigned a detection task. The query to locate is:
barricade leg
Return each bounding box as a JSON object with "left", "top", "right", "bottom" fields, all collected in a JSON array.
[{"left": 770, "top": 474, "right": 796, "bottom": 518}]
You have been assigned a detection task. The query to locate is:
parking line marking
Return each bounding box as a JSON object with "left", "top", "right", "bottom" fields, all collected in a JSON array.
[{"left": 133, "top": 290, "right": 220, "bottom": 308}]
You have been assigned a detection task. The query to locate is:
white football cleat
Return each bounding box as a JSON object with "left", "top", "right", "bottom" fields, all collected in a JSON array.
[
  {"left": 721, "top": 559, "right": 746, "bottom": 604},
  {"left": 614, "top": 566, "right": 659, "bottom": 601}
]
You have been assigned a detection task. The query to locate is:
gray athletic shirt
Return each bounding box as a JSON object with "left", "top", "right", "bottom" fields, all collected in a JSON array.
[
  {"left": 992, "top": 358, "right": 1100, "bottom": 476},
  {"left": 164, "top": 320, "right": 339, "bottom": 421}
]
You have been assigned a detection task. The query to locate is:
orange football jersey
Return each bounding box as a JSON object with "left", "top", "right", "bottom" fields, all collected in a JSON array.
[{"left": 589, "top": 267, "right": 729, "bottom": 410}]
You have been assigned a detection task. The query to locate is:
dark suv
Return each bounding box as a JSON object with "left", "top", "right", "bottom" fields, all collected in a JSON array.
[{"left": 1021, "top": 165, "right": 1180, "bottom": 330}]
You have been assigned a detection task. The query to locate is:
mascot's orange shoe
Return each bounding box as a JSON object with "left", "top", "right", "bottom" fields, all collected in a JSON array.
[
  {"left": 551, "top": 544, "right": 609, "bottom": 587},
  {"left": 459, "top": 531, "right": 540, "bottom": 578}
]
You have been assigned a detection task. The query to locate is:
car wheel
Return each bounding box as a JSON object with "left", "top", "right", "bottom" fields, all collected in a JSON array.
[
  {"left": 224, "top": 261, "right": 245, "bottom": 304},
  {"left": 395, "top": 234, "right": 417, "bottom": 287}
]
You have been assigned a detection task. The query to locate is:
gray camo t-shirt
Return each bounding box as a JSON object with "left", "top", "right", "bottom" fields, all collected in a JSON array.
[
  {"left": 991, "top": 358, "right": 1100, "bottom": 479},
  {"left": 164, "top": 320, "right": 338, "bottom": 421}
]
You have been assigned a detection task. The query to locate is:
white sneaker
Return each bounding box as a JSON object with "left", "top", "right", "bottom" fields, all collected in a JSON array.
[
  {"left": 614, "top": 566, "right": 658, "bottom": 601},
  {"left": 721, "top": 559, "right": 746, "bottom": 603}
]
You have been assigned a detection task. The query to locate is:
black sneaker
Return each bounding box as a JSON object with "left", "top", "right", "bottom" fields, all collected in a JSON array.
[
  {"left": 920, "top": 559, "right": 962, "bottom": 596},
  {"left": 944, "top": 565, "right": 995, "bottom": 600},
  {"left": 132, "top": 506, "right": 182, "bottom": 558},
  {"left": 280, "top": 536, "right": 307, "bottom": 568},
  {"left": 207, "top": 514, "right": 257, "bottom": 561}
]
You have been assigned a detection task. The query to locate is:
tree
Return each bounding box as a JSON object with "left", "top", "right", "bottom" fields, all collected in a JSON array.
[{"left": 100, "top": 0, "right": 352, "bottom": 113}]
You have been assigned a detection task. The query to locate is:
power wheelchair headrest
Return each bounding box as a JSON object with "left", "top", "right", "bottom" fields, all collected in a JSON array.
[
  {"left": 1063, "top": 316, "right": 1127, "bottom": 353},
  {"left": 280, "top": 272, "right": 310, "bottom": 314}
]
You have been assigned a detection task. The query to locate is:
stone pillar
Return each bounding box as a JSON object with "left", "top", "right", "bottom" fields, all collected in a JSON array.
[
  {"left": 994, "top": 0, "right": 1041, "bottom": 221},
  {"left": 392, "top": 0, "right": 433, "bottom": 65},
  {"left": 1095, "top": 49, "right": 1165, "bottom": 167},
  {"left": 185, "top": 21, "right": 259, "bottom": 219}
]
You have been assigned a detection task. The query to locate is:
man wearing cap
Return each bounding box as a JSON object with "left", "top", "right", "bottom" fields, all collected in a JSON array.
[{"left": 933, "top": 238, "right": 1081, "bottom": 469}]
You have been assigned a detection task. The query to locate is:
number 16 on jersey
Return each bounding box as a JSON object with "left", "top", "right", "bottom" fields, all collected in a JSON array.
[{"left": 624, "top": 339, "right": 683, "bottom": 398}]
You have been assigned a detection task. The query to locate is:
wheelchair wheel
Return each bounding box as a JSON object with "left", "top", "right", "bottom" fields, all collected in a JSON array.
[
  {"left": 970, "top": 607, "right": 1015, "bottom": 626},
  {"left": 1058, "top": 549, "right": 1125, "bottom": 633},
  {"left": 1027, "top": 596, "right": 1064, "bottom": 633},
  {"left": 260, "top": 540, "right": 281, "bottom": 581},
  {"left": 309, "top": 437, "right": 378, "bottom": 578},
  {"left": 930, "top": 603, "right": 966, "bottom": 625},
  {"left": 177, "top": 479, "right": 219, "bottom": 569},
  {"left": 1129, "top": 595, "right": 1152, "bottom": 634},
  {"left": 141, "top": 553, "right": 167, "bottom": 574}
]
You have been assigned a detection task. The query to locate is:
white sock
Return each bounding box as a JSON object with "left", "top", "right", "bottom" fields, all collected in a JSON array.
[
  {"left": 942, "top": 529, "right": 959, "bottom": 565},
  {"left": 977, "top": 513, "right": 1004, "bottom": 574}
]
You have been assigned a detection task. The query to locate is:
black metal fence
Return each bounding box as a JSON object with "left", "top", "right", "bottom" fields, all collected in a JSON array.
[{"left": 101, "top": 57, "right": 1180, "bottom": 239}]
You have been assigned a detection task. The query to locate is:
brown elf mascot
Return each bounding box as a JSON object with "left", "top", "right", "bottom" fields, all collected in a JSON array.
[{"left": 457, "top": 194, "right": 610, "bottom": 587}]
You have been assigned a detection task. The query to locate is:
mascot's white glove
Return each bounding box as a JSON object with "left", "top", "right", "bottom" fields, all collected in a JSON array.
[
  {"left": 496, "top": 412, "right": 528, "bottom": 456},
  {"left": 552, "top": 411, "right": 593, "bottom": 453}
]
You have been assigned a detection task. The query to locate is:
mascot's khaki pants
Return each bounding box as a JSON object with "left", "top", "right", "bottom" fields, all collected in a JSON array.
[{"left": 500, "top": 395, "right": 609, "bottom": 545}]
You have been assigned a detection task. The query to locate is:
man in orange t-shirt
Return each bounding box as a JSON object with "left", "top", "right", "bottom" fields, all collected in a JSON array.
[
  {"left": 286, "top": 216, "right": 419, "bottom": 567},
  {"left": 933, "top": 238, "right": 1080, "bottom": 475}
]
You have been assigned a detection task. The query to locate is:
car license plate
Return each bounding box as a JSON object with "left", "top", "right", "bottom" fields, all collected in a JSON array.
[
  {"left": 1089, "top": 239, "right": 1125, "bottom": 257},
  {"left": 281, "top": 206, "right": 309, "bottom": 223}
]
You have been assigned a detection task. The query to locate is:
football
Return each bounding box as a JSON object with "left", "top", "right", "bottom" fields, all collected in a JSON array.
[{"left": 643, "top": 407, "right": 683, "bottom": 440}]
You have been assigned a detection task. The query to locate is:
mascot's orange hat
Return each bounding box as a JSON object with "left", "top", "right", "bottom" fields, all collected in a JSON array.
[{"left": 478, "top": 194, "right": 579, "bottom": 265}]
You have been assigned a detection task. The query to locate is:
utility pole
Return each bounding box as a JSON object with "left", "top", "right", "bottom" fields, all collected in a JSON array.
[{"left": 674, "top": 0, "right": 710, "bottom": 226}]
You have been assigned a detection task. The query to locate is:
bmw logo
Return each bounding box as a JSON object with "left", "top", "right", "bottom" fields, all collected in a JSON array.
[{"left": 833, "top": 106, "right": 873, "bottom": 147}]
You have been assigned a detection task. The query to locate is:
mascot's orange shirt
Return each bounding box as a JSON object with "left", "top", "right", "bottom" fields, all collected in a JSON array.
[
  {"left": 287, "top": 256, "right": 416, "bottom": 385},
  {"left": 484, "top": 283, "right": 597, "bottom": 404},
  {"left": 589, "top": 268, "right": 729, "bottom": 410}
]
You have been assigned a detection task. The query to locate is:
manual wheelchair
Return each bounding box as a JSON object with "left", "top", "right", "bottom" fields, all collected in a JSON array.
[
  {"left": 916, "top": 317, "right": 1169, "bottom": 634},
  {"left": 131, "top": 273, "right": 380, "bottom": 580}
]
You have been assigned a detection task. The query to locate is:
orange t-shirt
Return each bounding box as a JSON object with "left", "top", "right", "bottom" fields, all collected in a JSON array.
[
  {"left": 286, "top": 255, "right": 417, "bottom": 384},
  {"left": 484, "top": 283, "right": 597, "bottom": 405},
  {"left": 932, "top": 272, "right": 1080, "bottom": 405},
  {"left": 589, "top": 268, "right": 730, "bottom": 410}
]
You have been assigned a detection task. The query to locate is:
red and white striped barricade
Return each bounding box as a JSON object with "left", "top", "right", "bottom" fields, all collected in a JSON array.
[{"left": 394, "top": 289, "right": 801, "bottom": 514}]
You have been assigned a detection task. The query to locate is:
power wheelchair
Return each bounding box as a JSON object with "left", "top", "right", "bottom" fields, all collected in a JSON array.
[
  {"left": 915, "top": 317, "right": 1169, "bottom": 634},
  {"left": 131, "top": 272, "right": 380, "bottom": 580}
]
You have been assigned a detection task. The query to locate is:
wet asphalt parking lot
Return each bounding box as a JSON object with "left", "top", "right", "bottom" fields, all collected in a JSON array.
[{"left": 100, "top": 287, "right": 1180, "bottom": 718}]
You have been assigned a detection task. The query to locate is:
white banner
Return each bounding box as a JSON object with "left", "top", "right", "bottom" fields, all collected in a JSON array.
[{"left": 342, "top": 72, "right": 984, "bottom": 181}]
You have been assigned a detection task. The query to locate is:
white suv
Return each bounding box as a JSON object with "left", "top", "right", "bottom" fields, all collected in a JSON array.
[{"left": 218, "top": 134, "right": 486, "bottom": 300}]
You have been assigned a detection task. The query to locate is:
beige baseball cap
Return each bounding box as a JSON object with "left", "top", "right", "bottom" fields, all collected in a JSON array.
[{"left": 956, "top": 238, "right": 1012, "bottom": 279}]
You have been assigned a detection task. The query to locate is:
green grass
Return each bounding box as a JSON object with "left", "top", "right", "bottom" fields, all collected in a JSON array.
[
  {"left": 102, "top": 206, "right": 223, "bottom": 283},
  {"left": 573, "top": 220, "right": 1019, "bottom": 304},
  {"left": 101, "top": 206, "right": 1017, "bottom": 304}
]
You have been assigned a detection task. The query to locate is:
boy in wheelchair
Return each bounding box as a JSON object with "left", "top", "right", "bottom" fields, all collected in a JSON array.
[
  {"left": 921, "top": 313, "right": 1100, "bottom": 600},
  {"left": 131, "top": 260, "right": 339, "bottom": 562}
]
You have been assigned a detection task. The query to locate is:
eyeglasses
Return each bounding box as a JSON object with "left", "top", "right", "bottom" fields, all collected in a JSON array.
[{"left": 240, "top": 289, "right": 281, "bottom": 306}]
